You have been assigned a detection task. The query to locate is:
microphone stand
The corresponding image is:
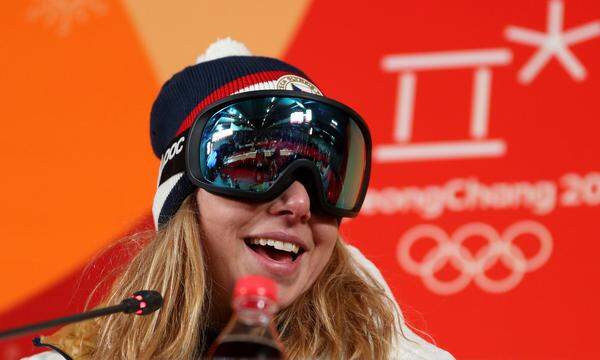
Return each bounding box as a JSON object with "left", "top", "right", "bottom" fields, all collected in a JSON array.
[
  {"left": 1, "top": 303, "right": 127, "bottom": 340},
  {"left": 0, "top": 290, "right": 162, "bottom": 341}
]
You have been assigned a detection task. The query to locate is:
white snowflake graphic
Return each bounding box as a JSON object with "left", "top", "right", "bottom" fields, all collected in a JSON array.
[
  {"left": 505, "top": 0, "right": 600, "bottom": 84},
  {"left": 27, "top": 0, "right": 108, "bottom": 37}
]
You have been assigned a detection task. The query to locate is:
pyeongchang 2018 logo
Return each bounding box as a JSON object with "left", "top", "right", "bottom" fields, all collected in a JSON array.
[{"left": 372, "top": 0, "right": 600, "bottom": 295}]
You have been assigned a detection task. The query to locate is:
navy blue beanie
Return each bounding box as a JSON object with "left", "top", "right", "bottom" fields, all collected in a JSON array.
[{"left": 150, "top": 39, "right": 324, "bottom": 228}]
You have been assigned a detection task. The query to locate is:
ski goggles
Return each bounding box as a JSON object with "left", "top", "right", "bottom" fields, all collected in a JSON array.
[{"left": 160, "top": 90, "right": 371, "bottom": 218}]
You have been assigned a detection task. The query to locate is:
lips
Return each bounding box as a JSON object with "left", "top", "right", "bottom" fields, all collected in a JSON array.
[
  {"left": 245, "top": 239, "right": 303, "bottom": 261},
  {"left": 243, "top": 232, "right": 309, "bottom": 277}
]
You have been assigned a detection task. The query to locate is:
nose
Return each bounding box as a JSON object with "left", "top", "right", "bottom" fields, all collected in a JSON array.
[{"left": 268, "top": 181, "right": 311, "bottom": 223}]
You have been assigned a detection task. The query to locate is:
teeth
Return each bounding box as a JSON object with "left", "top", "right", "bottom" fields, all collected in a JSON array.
[{"left": 250, "top": 238, "right": 300, "bottom": 254}]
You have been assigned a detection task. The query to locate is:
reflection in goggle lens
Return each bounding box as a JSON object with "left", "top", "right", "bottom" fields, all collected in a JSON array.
[{"left": 199, "top": 97, "right": 366, "bottom": 210}]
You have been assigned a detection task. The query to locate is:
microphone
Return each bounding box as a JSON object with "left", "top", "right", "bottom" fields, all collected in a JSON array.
[{"left": 0, "top": 290, "right": 163, "bottom": 341}]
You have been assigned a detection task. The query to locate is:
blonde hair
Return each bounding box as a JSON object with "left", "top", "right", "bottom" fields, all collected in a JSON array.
[{"left": 44, "top": 194, "right": 403, "bottom": 359}]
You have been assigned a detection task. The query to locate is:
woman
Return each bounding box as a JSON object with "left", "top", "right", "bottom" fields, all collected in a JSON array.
[{"left": 25, "top": 39, "right": 454, "bottom": 359}]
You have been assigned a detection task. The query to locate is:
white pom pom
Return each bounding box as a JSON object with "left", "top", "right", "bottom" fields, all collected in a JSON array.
[{"left": 195, "top": 38, "right": 252, "bottom": 64}]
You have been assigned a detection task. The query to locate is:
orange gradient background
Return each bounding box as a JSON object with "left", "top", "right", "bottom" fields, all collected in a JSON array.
[{"left": 2, "top": 1, "right": 600, "bottom": 359}]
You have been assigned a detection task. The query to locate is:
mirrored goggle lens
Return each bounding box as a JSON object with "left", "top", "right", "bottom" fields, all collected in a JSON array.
[{"left": 198, "top": 96, "right": 367, "bottom": 210}]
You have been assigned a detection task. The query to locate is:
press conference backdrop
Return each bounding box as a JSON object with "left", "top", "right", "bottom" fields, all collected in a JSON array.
[{"left": 1, "top": 0, "right": 599, "bottom": 358}]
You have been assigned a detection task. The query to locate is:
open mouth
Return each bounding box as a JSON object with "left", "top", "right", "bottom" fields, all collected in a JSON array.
[{"left": 244, "top": 237, "right": 306, "bottom": 263}]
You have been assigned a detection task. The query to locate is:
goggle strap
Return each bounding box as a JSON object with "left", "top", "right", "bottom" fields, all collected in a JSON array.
[{"left": 157, "top": 129, "right": 189, "bottom": 187}]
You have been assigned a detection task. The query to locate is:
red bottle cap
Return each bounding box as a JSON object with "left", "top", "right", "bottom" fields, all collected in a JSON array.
[{"left": 233, "top": 275, "right": 278, "bottom": 302}]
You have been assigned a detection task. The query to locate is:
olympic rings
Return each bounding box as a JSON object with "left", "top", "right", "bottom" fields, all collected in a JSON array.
[{"left": 397, "top": 221, "right": 553, "bottom": 295}]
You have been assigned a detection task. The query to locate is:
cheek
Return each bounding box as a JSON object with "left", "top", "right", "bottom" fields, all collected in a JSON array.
[
  {"left": 307, "top": 221, "right": 339, "bottom": 279},
  {"left": 199, "top": 211, "right": 231, "bottom": 242},
  {"left": 195, "top": 192, "right": 248, "bottom": 277},
  {"left": 313, "top": 219, "right": 339, "bottom": 248},
  {"left": 197, "top": 216, "right": 228, "bottom": 282},
  {"left": 196, "top": 190, "right": 253, "bottom": 242},
  {"left": 198, "top": 215, "right": 232, "bottom": 266}
]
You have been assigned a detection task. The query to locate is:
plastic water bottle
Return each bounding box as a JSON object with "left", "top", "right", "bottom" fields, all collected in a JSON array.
[{"left": 207, "top": 275, "right": 286, "bottom": 359}]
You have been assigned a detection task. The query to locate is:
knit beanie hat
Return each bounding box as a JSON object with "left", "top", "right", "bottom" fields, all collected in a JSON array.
[{"left": 150, "top": 39, "right": 324, "bottom": 229}]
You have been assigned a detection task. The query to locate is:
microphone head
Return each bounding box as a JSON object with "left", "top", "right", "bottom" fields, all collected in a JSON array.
[{"left": 122, "top": 290, "right": 163, "bottom": 315}]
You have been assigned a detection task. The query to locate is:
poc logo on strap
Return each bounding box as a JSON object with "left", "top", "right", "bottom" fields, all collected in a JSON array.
[
  {"left": 161, "top": 136, "right": 185, "bottom": 164},
  {"left": 158, "top": 136, "right": 185, "bottom": 183}
]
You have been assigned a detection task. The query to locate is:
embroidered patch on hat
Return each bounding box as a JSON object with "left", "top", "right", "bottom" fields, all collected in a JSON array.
[{"left": 276, "top": 74, "right": 323, "bottom": 95}]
